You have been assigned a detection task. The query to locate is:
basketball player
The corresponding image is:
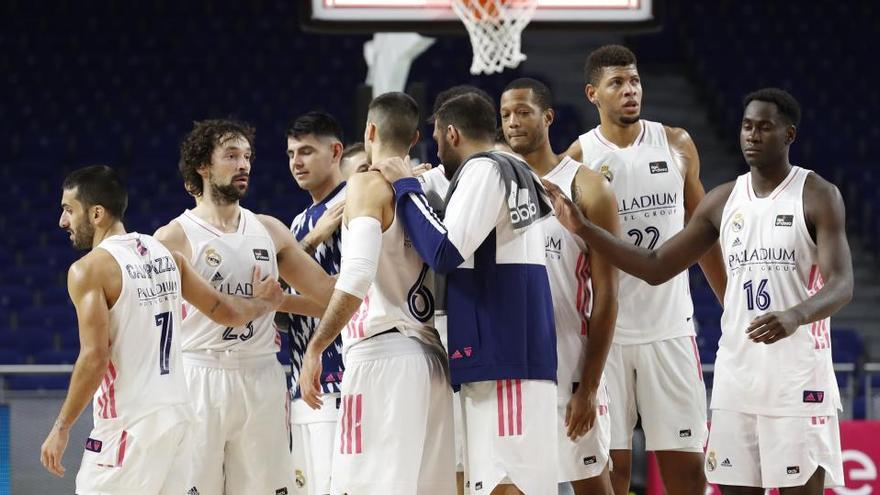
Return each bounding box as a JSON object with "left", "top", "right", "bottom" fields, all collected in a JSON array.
[
  {"left": 298, "top": 91, "right": 455, "bottom": 494},
  {"left": 340, "top": 142, "right": 369, "bottom": 179},
  {"left": 561, "top": 44, "right": 727, "bottom": 495},
  {"left": 370, "top": 93, "right": 558, "bottom": 495},
  {"left": 40, "top": 165, "right": 283, "bottom": 494},
  {"left": 154, "top": 119, "right": 337, "bottom": 495},
  {"left": 425, "top": 84, "right": 493, "bottom": 495},
  {"left": 501, "top": 77, "right": 618, "bottom": 494},
  {"left": 285, "top": 111, "right": 347, "bottom": 495},
  {"left": 547, "top": 88, "right": 851, "bottom": 494}
]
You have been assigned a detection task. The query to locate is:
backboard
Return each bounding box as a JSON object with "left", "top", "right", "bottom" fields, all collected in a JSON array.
[{"left": 301, "top": 0, "right": 661, "bottom": 33}]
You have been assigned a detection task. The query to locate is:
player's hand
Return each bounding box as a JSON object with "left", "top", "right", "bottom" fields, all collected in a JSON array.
[
  {"left": 541, "top": 179, "right": 590, "bottom": 235},
  {"left": 412, "top": 162, "right": 433, "bottom": 177},
  {"left": 40, "top": 422, "right": 70, "bottom": 477},
  {"left": 565, "top": 387, "right": 599, "bottom": 440},
  {"left": 370, "top": 156, "right": 413, "bottom": 183},
  {"left": 299, "top": 349, "right": 324, "bottom": 410},
  {"left": 746, "top": 310, "right": 800, "bottom": 344},
  {"left": 251, "top": 266, "right": 283, "bottom": 311},
  {"left": 308, "top": 202, "right": 345, "bottom": 246}
]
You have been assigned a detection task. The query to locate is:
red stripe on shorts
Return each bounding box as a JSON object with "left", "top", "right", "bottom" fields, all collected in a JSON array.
[
  {"left": 116, "top": 430, "right": 128, "bottom": 466},
  {"left": 340, "top": 395, "right": 349, "bottom": 454},
  {"left": 690, "top": 336, "right": 703, "bottom": 382},
  {"left": 497, "top": 380, "right": 505, "bottom": 436},
  {"left": 355, "top": 394, "right": 363, "bottom": 454},
  {"left": 506, "top": 379, "right": 514, "bottom": 436},
  {"left": 515, "top": 379, "right": 523, "bottom": 435}
]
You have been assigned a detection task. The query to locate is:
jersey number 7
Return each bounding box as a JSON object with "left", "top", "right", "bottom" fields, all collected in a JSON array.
[{"left": 154, "top": 312, "right": 173, "bottom": 375}]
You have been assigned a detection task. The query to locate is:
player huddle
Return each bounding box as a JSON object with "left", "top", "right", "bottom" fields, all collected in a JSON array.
[{"left": 40, "top": 44, "right": 852, "bottom": 495}]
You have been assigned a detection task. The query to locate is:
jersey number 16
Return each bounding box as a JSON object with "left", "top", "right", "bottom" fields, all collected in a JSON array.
[{"left": 743, "top": 279, "right": 771, "bottom": 311}]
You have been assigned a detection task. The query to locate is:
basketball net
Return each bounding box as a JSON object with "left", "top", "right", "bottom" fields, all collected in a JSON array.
[{"left": 452, "top": 0, "right": 538, "bottom": 75}]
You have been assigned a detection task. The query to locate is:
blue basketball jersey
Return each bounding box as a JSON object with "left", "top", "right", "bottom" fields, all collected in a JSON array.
[{"left": 287, "top": 182, "right": 346, "bottom": 398}]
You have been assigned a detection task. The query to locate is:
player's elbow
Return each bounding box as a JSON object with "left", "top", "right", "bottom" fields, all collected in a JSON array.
[
  {"left": 838, "top": 280, "right": 854, "bottom": 307},
  {"left": 428, "top": 247, "right": 465, "bottom": 274},
  {"left": 207, "top": 297, "right": 250, "bottom": 328},
  {"left": 645, "top": 272, "right": 672, "bottom": 286},
  {"left": 318, "top": 275, "right": 335, "bottom": 306},
  {"left": 78, "top": 345, "right": 110, "bottom": 372},
  {"left": 219, "top": 305, "right": 250, "bottom": 328}
]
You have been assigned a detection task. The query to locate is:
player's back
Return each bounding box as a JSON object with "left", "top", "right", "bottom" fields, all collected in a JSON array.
[
  {"left": 543, "top": 156, "right": 592, "bottom": 384},
  {"left": 579, "top": 120, "right": 694, "bottom": 344},
  {"left": 715, "top": 166, "right": 840, "bottom": 416},
  {"left": 174, "top": 207, "right": 280, "bottom": 356},
  {"left": 342, "top": 205, "right": 441, "bottom": 354},
  {"left": 94, "top": 233, "right": 189, "bottom": 423}
]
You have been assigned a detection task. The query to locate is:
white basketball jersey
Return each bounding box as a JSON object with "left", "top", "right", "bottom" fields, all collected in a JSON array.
[
  {"left": 712, "top": 166, "right": 841, "bottom": 416},
  {"left": 579, "top": 120, "right": 695, "bottom": 344},
  {"left": 94, "top": 233, "right": 189, "bottom": 423},
  {"left": 341, "top": 211, "right": 442, "bottom": 355},
  {"left": 175, "top": 207, "right": 280, "bottom": 356},
  {"left": 543, "top": 157, "right": 592, "bottom": 384}
]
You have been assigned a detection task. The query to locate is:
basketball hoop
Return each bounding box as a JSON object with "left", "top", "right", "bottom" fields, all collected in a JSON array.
[{"left": 452, "top": 0, "right": 538, "bottom": 75}]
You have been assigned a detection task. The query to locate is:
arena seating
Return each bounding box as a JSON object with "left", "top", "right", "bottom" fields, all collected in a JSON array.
[{"left": 0, "top": 0, "right": 874, "bottom": 416}]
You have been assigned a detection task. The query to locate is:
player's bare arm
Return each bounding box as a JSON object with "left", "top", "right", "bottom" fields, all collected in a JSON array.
[
  {"left": 173, "top": 251, "right": 282, "bottom": 326},
  {"left": 40, "top": 251, "right": 116, "bottom": 477},
  {"left": 545, "top": 178, "right": 734, "bottom": 285},
  {"left": 259, "top": 214, "right": 336, "bottom": 307},
  {"left": 566, "top": 167, "right": 620, "bottom": 441},
  {"left": 563, "top": 138, "right": 584, "bottom": 162},
  {"left": 153, "top": 220, "right": 192, "bottom": 261},
  {"left": 668, "top": 126, "right": 727, "bottom": 303},
  {"left": 299, "top": 171, "right": 393, "bottom": 410},
  {"left": 747, "top": 174, "right": 854, "bottom": 344},
  {"left": 158, "top": 221, "right": 312, "bottom": 318},
  {"left": 277, "top": 293, "right": 329, "bottom": 318},
  {"left": 300, "top": 201, "right": 345, "bottom": 255}
]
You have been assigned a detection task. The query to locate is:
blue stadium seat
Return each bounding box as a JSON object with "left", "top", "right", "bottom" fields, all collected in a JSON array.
[
  {"left": 41, "top": 286, "right": 72, "bottom": 307},
  {"left": 15, "top": 329, "right": 55, "bottom": 356},
  {"left": 0, "top": 329, "right": 16, "bottom": 350},
  {"left": 34, "top": 246, "right": 81, "bottom": 271},
  {"left": 34, "top": 348, "right": 79, "bottom": 364},
  {"left": 0, "top": 286, "right": 31, "bottom": 311},
  {"left": 831, "top": 328, "right": 864, "bottom": 363},
  {"left": 58, "top": 328, "right": 80, "bottom": 349},
  {"left": 5, "top": 375, "right": 71, "bottom": 391},
  {"left": 696, "top": 323, "right": 721, "bottom": 364},
  {"left": 694, "top": 303, "right": 722, "bottom": 328},
  {"left": 853, "top": 395, "right": 866, "bottom": 419},
  {"left": 17, "top": 306, "right": 76, "bottom": 332},
  {"left": 0, "top": 247, "right": 11, "bottom": 266},
  {"left": 1, "top": 265, "right": 64, "bottom": 288},
  {"left": 0, "top": 349, "right": 25, "bottom": 364}
]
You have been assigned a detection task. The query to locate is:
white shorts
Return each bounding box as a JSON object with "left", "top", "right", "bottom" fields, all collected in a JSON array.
[
  {"left": 705, "top": 409, "right": 844, "bottom": 489},
  {"left": 605, "top": 337, "right": 707, "bottom": 451},
  {"left": 436, "top": 313, "right": 466, "bottom": 474},
  {"left": 331, "top": 333, "right": 455, "bottom": 495},
  {"left": 183, "top": 352, "right": 294, "bottom": 495},
  {"left": 461, "top": 379, "right": 558, "bottom": 495},
  {"left": 290, "top": 395, "right": 340, "bottom": 495},
  {"left": 453, "top": 390, "right": 467, "bottom": 473},
  {"left": 76, "top": 404, "right": 193, "bottom": 495},
  {"left": 556, "top": 379, "right": 611, "bottom": 482}
]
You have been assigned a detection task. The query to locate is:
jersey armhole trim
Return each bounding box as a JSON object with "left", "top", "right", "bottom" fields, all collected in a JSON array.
[
  {"left": 796, "top": 170, "right": 818, "bottom": 250},
  {"left": 95, "top": 245, "right": 126, "bottom": 313}
]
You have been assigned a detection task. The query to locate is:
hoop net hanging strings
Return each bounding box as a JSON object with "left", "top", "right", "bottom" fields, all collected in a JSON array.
[{"left": 452, "top": 0, "right": 538, "bottom": 75}]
